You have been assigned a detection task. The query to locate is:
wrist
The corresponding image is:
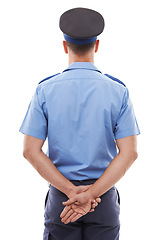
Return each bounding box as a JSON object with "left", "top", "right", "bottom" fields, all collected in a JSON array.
[
  {"left": 66, "top": 184, "right": 77, "bottom": 198},
  {"left": 86, "top": 190, "right": 94, "bottom": 202},
  {"left": 87, "top": 186, "right": 98, "bottom": 200}
]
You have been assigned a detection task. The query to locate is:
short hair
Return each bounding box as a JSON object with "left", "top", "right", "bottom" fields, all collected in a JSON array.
[{"left": 65, "top": 40, "right": 96, "bottom": 56}]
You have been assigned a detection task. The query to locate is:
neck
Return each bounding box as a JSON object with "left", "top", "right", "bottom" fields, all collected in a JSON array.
[{"left": 68, "top": 52, "right": 94, "bottom": 65}]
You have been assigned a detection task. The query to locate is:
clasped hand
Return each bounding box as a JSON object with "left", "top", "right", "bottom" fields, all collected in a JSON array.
[{"left": 60, "top": 185, "right": 101, "bottom": 224}]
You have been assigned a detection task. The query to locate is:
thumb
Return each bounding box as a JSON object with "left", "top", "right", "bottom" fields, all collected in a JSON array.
[{"left": 62, "top": 196, "right": 76, "bottom": 206}]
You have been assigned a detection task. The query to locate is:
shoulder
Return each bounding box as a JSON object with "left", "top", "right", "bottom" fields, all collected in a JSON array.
[
  {"left": 38, "top": 73, "right": 61, "bottom": 85},
  {"left": 104, "top": 73, "right": 126, "bottom": 87},
  {"left": 35, "top": 73, "right": 61, "bottom": 99}
]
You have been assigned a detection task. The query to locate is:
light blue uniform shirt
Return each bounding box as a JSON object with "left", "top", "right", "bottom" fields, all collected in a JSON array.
[{"left": 19, "top": 62, "right": 140, "bottom": 180}]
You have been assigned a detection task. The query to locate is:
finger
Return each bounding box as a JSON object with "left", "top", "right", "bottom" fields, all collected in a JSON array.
[
  {"left": 74, "top": 201, "right": 81, "bottom": 206},
  {"left": 89, "top": 209, "right": 94, "bottom": 213},
  {"left": 66, "top": 212, "right": 78, "bottom": 223},
  {"left": 61, "top": 209, "right": 74, "bottom": 223},
  {"left": 72, "top": 206, "right": 86, "bottom": 215},
  {"left": 60, "top": 205, "right": 71, "bottom": 218},
  {"left": 63, "top": 212, "right": 79, "bottom": 224},
  {"left": 91, "top": 203, "right": 97, "bottom": 209},
  {"left": 62, "top": 213, "right": 78, "bottom": 224},
  {"left": 96, "top": 197, "right": 101, "bottom": 203},
  {"left": 62, "top": 197, "right": 76, "bottom": 206},
  {"left": 91, "top": 198, "right": 101, "bottom": 204},
  {"left": 70, "top": 213, "right": 83, "bottom": 223},
  {"left": 64, "top": 213, "right": 82, "bottom": 224}
]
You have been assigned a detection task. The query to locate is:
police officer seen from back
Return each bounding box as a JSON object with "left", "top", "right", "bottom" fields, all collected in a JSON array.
[{"left": 20, "top": 7, "right": 140, "bottom": 240}]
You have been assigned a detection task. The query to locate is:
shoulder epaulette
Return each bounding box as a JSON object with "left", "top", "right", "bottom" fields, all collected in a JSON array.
[
  {"left": 38, "top": 73, "right": 60, "bottom": 85},
  {"left": 104, "top": 73, "right": 126, "bottom": 87}
]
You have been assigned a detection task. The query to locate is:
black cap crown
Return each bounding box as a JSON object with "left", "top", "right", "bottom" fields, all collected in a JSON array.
[{"left": 59, "top": 7, "right": 105, "bottom": 45}]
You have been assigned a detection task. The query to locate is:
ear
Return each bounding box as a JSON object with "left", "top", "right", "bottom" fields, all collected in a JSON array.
[
  {"left": 63, "top": 41, "right": 68, "bottom": 54},
  {"left": 95, "top": 40, "right": 99, "bottom": 53}
]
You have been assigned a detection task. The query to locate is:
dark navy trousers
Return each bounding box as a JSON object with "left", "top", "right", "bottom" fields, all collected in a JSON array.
[{"left": 43, "top": 179, "right": 120, "bottom": 240}]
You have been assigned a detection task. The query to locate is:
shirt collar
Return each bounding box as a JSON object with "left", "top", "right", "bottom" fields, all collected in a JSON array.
[{"left": 63, "top": 62, "right": 102, "bottom": 74}]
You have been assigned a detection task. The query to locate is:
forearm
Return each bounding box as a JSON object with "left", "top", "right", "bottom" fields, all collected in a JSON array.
[
  {"left": 88, "top": 151, "right": 137, "bottom": 198},
  {"left": 24, "top": 150, "right": 76, "bottom": 197}
]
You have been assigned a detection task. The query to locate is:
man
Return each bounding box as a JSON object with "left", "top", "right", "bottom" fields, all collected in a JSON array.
[{"left": 19, "top": 7, "right": 140, "bottom": 240}]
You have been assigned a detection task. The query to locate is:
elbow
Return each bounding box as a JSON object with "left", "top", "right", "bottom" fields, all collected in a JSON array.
[
  {"left": 134, "top": 151, "right": 138, "bottom": 160},
  {"left": 23, "top": 149, "right": 28, "bottom": 159},
  {"left": 23, "top": 148, "right": 36, "bottom": 168},
  {"left": 131, "top": 150, "right": 138, "bottom": 162},
  {"left": 23, "top": 148, "right": 31, "bottom": 159},
  {"left": 120, "top": 149, "right": 138, "bottom": 161},
  {"left": 124, "top": 151, "right": 138, "bottom": 173}
]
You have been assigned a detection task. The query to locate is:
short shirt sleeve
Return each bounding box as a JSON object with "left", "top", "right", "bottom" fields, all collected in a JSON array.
[
  {"left": 19, "top": 86, "right": 48, "bottom": 140},
  {"left": 114, "top": 88, "right": 140, "bottom": 139}
]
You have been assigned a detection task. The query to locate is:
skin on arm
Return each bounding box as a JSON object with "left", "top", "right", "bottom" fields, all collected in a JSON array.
[
  {"left": 61, "top": 135, "right": 138, "bottom": 224},
  {"left": 23, "top": 134, "right": 77, "bottom": 197},
  {"left": 22, "top": 134, "right": 100, "bottom": 207},
  {"left": 88, "top": 135, "right": 138, "bottom": 198}
]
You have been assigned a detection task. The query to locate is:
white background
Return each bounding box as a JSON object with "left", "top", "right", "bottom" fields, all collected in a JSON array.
[{"left": 0, "top": 0, "right": 160, "bottom": 239}]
